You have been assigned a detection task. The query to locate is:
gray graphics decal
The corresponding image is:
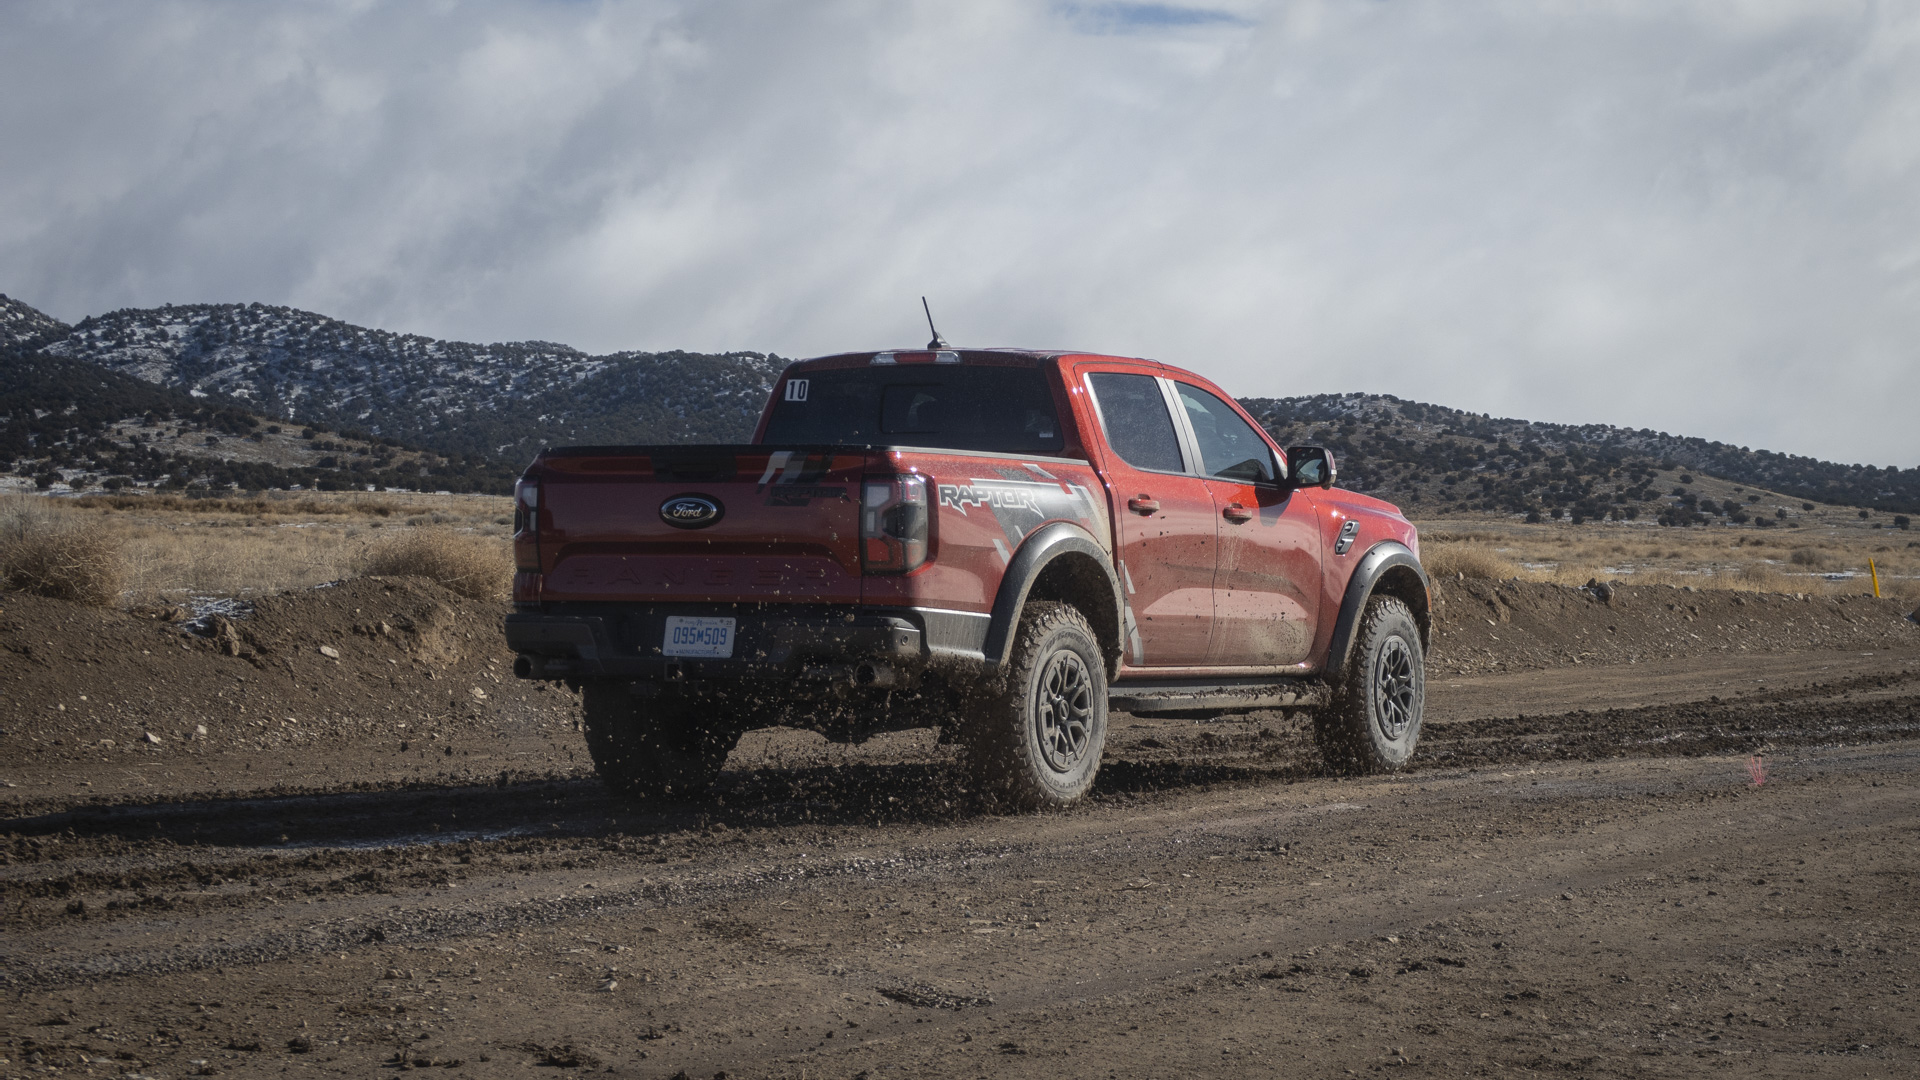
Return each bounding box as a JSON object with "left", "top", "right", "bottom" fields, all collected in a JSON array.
[
  {"left": 936, "top": 468, "right": 1112, "bottom": 556},
  {"left": 1123, "top": 603, "right": 1144, "bottom": 665},
  {"left": 1119, "top": 559, "right": 1143, "bottom": 663},
  {"left": 754, "top": 450, "right": 847, "bottom": 506}
]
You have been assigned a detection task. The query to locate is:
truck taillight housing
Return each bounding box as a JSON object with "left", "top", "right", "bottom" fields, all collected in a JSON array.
[
  {"left": 861, "top": 475, "right": 930, "bottom": 574},
  {"left": 513, "top": 477, "right": 541, "bottom": 572}
]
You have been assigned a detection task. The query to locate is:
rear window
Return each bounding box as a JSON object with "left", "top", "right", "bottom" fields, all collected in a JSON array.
[{"left": 764, "top": 365, "right": 1065, "bottom": 454}]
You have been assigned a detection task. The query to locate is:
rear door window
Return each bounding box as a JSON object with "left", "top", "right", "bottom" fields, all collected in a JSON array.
[{"left": 1087, "top": 372, "right": 1185, "bottom": 473}]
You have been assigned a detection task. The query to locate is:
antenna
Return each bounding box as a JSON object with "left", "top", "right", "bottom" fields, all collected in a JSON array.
[{"left": 921, "top": 296, "right": 949, "bottom": 349}]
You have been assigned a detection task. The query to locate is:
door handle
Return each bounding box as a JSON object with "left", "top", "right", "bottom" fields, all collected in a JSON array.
[
  {"left": 1127, "top": 495, "right": 1161, "bottom": 515},
  {"left": 1222, "top": 503, "right": 1254, "bottom": 523}
]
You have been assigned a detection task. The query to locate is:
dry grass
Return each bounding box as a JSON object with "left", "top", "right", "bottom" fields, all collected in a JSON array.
[
  {"left": 118, "top": 525, "right": 366, "bottom": 600},
  {"left": 78, "top": 492, "right": 409, "bottom": 517},
  {"left": 1418, "top": 516, "right": 1920, "bottom": 603},
  {"left": 0, "top": 492, "right": 512, "bottom": 605},
  {"left": 0, "top": 496, "right": 125, "bottom": 606},
  {"left": 359, "top": 528, "right": 513, "bottom": 601},
  {"left": 1422, "top": 543, "right": 1522, "bottom": 581}
]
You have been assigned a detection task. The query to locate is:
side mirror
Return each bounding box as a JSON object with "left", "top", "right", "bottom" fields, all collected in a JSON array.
[{"left": 1287, "top": 445, "right": 1337, "bottom": 490}]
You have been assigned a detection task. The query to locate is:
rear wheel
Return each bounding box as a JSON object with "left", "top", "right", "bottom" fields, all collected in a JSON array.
[
  {"left": 581, "top": 684, "right": 738, "bottom": 800},
  {"left": 1316, "top": 595, "right": 1424, "bottom": 774},
  {"left": 964, "top": 602, "right": 1108, "bottom": 809}
]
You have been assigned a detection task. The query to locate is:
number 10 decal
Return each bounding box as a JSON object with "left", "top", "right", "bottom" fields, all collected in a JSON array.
[{"left": 784, "top": 379, "right": 809, "bottom": 402}]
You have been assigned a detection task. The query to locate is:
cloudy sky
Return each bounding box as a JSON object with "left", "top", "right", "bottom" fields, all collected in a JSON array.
[{"left": 3, "top": 1, "right": 1916, "bottom": 466}]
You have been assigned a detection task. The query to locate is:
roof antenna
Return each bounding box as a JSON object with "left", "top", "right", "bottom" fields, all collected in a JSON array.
[{"left": 921, "top": 296, "right": 949, "bottom": 349}]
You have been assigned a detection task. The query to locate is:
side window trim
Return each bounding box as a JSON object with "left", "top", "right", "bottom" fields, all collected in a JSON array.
[
  {"left": 1158, "top": 376, "right": 1204, "bottom": 477},
  {"left": 1081, "top": 367, "right": 1195, "bottom": 477}
]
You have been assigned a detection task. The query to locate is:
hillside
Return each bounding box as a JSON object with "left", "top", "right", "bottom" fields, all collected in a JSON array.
[
  {"left": 0, "top": 343, "right": 515, "bottom": 494},
  {"left": 1246, "top": 393, "right": 1920, "bottom": 522},
  {"left": 0, "top": 293, "right": 68, "bottom": 350},
  {"left": 2, "top": 292, "right": 1912, "bottom": 515},
  {"left": 37, "top": 301, "right": 784, "bottom": 460}
]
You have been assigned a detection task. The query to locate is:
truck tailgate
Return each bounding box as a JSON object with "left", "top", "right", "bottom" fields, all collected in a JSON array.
[{"left": 536, "top": 447, "right": 868, "bottom": 604}]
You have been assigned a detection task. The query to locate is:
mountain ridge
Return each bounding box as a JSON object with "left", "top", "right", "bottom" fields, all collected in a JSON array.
[
  {"left": 2, "top": 293, "right": 1913, "bottom": 517},
  {"left": 1245, "top": 393, "right": 1920, "bottom": 519},
  {"left": 0, "top": 293, "right": 70, "bottom": 350},
  {"left": 36, "top": 299, "right": 786, "bottom": 461}
]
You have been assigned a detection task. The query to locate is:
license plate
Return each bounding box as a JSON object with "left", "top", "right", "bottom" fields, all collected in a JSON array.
[{"left": 662, "top": 616, "right": 735, "bottom": 658}]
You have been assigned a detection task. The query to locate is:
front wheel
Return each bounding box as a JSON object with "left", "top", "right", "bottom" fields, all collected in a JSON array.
[
  {"left": 581, "top": 684, "right": 739, "bottom": 800},
  {"left": 1316, "top": 595, "right": 1425, "bottom": 774},
  {"left": 964, "top": 602, "right": 1109, "bottom": 810}
]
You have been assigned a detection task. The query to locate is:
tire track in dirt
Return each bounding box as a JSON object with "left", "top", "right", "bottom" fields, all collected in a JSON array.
[
  {"left": 6, "top": 684, "right": 1918, "bottom": 990},
  {"left": 5, "top": 743, "right": 1916, "bottom": 1076}
]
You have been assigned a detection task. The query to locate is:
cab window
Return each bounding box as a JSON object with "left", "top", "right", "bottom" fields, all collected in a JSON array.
[
  {"left": 764, "top": 366, "right": 1064, "bottom": 454},
  {"left": 1175, "top": 384, "right": 1278, "bottom": 483}
]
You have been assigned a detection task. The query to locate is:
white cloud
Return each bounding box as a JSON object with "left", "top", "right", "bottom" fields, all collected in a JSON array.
[{"left": 1, "top": 0, "right": 1915, "bottom": 465}]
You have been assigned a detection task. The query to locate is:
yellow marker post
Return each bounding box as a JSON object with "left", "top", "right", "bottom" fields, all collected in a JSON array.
[{"left": 1869, "top": 558, "right": 1881, "bottom": 598}]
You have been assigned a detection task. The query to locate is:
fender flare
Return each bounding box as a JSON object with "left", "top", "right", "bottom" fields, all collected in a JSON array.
[
  {"left": 981, "top": 521, "right": 1125, "bottom": 670},
  {"left": 1325, "top": 541, "right": 1431, "bottom": 679}
]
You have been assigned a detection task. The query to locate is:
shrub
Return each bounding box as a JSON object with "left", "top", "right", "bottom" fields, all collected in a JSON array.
[
  {"left": 359, "top": 529, "right": 511, "bottom": 601},
  {"left": 1788, "top": 547, "right": 1833, "bottom": 569},
  {"left": 0, "top": 496, "right": 124, "bottom": 606}
]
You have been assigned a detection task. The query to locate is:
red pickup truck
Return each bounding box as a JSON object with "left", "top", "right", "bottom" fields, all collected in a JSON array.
[{"left": 507, "top": 347, "right": 1430, "bottom": 808}]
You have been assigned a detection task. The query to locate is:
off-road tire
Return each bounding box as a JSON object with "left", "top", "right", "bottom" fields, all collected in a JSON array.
[
  {"left": 581, "top": 684, "right": 738, "bottom": 800},
  {"left": 1316, "top": 595, "right": 1425, "bottom": 775},
  {"left": 964, "top": 602, "right": 1109, "bottom": 810}
]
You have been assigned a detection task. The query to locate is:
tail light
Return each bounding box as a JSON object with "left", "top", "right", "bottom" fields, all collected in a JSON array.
[
  {"left": 513, "top": 477, "right": 541, "bottom": 572},
  {"left": 861, "top": 475, "right": 930, "bottom": 574}
]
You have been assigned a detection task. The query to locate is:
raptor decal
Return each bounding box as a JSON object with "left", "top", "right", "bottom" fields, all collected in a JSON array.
[
  {"left": 937, "top": 481, "right": 1046, "bottom": 516},
  {"left": 936, "top": 470, "right": 1113, "bottom": 555}
]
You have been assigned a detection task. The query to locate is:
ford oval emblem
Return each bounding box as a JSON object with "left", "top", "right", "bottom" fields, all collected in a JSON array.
[{"left": 660, "top": 494, "right": 724, "bottom": 529}]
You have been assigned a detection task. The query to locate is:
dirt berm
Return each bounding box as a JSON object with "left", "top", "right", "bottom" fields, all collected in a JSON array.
[
  {"left": 0, "top": 577, "right": 583, "bottom": 811},
  {"left": 2, "top": 574, "right": 1915, "bottom": 812},
  {"left": 1428, "top": 577, "right": 1918, "bottom": 675}
]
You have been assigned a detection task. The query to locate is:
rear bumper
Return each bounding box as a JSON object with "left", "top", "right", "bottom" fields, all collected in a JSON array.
[{"left": 505, "top": 603, "right": 986, "bottom": 683}]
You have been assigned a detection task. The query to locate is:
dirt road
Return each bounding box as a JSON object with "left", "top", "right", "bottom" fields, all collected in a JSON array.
[{"left": 3, "top": 580, "right": 1919, "bottom": 1077}]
